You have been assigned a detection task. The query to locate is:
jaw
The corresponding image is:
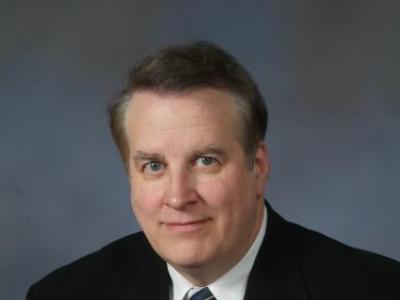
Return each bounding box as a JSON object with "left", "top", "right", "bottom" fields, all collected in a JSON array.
[{"left": 156, "top": 202, "right": 265, "bottom": 286}]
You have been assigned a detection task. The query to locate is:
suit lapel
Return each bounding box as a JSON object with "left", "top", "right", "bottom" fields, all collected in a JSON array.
[
  {"left": 244, "top": 203, "right": 309, "bottom": 300},
  {"left": 123, "top": 240, "right": 171, "bottom": 300}
]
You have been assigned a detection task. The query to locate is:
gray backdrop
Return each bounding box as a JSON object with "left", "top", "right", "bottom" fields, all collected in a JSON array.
[{"left": 1, "top": 1, "right": 399, "bottom": 299}]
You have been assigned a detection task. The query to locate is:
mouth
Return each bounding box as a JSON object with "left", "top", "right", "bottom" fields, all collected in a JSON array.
[{"left": 162, "top": 219, "right": 211, "bottom": 232}]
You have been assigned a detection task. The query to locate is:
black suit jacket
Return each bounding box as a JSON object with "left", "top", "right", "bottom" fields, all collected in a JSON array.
[{"left": 27, "top": 205, "right": 400, "bottom": 299}]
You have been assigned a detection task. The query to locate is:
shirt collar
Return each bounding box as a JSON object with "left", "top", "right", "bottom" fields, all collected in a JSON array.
[{"left": 168, "top": 205, "right": 267, "bottom": 300}]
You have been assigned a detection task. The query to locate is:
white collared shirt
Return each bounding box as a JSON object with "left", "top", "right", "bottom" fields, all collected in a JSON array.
[{"left": 168, "top": 205, "right": 267, "bottom": 300}]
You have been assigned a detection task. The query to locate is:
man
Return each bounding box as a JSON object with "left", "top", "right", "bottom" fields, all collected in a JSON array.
[{"left": 27, "top": 41, "right": 399, "bottom": 299}]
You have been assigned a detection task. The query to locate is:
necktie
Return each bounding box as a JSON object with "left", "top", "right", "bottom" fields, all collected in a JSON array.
[{"left": 189, "top": 287, "right": 216, "bottom": 300}]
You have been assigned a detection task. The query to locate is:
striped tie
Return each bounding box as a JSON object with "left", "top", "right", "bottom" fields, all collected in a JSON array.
[{"left": 189, "top": 287, "right": 216, "bottom": 300}]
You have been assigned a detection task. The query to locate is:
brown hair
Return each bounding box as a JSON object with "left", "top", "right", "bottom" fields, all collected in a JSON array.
[{"left": 109, "top": 41, "right": 268, "bottom": 168}]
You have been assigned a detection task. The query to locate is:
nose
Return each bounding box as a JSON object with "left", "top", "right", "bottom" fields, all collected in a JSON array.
[{"left": 165, "top": 168, "right": 198, "bottom": 209}]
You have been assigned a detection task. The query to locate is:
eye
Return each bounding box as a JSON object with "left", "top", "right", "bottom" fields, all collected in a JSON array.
[
  {"left": 143, "top": 161, "right": 164, "bottom": 173},
  {"left": 195, "top": 156, "right": 217, "bottom": 167}
]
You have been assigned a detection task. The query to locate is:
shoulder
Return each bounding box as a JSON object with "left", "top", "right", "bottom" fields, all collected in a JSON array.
[
  {"left": 27, "top": 232, "right": 152, "bottom": 299},
  {"left": 285, "top": 219, "right": 400, "bottom": 298}
]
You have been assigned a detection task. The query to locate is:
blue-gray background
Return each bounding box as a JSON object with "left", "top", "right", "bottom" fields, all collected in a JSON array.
[{"left": 1, "top": 1, "right": 399, "bottom": 299}]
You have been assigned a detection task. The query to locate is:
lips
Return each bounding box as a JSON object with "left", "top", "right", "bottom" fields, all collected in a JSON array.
[{"left": 162, "top": 219, "right": 211, "bottom": 232}]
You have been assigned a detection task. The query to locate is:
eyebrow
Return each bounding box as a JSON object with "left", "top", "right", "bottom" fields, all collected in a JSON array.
[
  {"left": 192, "top": 145, "right": 228, "bottom": 158},
  {"left": 132, "top": 146, "right": 227, "bottom": 162},
  {"left": 133, "top": 151, "right": 166, "bottom": 162}
]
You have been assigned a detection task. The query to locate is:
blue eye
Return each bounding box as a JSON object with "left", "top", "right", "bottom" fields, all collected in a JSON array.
[
  {"left": 144, "top": 161, "right": 163, "bottom": 173},
  {"left": 197, "top": 156, "right": 216, "bottom": 166}
]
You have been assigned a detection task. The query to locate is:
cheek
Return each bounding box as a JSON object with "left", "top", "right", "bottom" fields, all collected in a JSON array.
[
  {"left": 130, "top": 178, "right": 164, "bottom": 216},
  {"left": 197, "top": 176, "right": 229, "bottom": 206},
  {"left": 197, "top": 167, "right": 254, "bottom": 207}
]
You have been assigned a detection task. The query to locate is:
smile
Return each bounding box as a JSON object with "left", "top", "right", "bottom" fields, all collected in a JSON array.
[{"left": 163, "top": 219, "right": 211, "bottom": 232}]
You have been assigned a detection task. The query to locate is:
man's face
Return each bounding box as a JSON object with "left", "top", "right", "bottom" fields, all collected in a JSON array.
[{"left": 124, "top": 88, "right": 269, "bottom": 284}]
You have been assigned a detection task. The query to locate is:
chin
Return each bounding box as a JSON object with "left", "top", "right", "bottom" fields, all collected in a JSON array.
[{"left": 161, "top": 245, "right": 214, "bottom": 269}]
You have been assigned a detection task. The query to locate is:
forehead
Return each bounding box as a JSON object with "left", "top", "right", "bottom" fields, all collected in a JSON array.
[{"left": 124, "top": 89, "right": 241, "bottom": 143}]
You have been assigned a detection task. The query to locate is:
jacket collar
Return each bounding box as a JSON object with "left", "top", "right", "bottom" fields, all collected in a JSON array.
[
  {"left": 123, "top": 240, "right": 171, "bottom": 300},
  {"left": 244, "top": 202, "right": 309, "bottom": 300}
]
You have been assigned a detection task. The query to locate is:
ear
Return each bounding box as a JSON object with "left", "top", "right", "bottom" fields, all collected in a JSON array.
[{"left": 253, "top": 142, "right": 271, "bottom": 197}]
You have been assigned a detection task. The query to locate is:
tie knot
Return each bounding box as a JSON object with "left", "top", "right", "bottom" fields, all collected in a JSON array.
[{"left": 189, "top": 287, "right": 215, "bottom": 300}]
